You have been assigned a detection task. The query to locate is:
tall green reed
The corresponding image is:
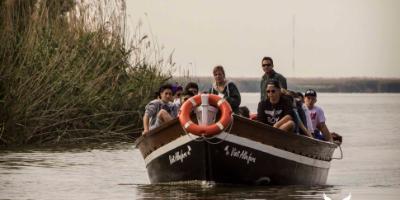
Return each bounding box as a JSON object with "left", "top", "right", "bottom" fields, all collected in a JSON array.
[{"left": 0, "top": 0, "right": 173, "bottom": 146}]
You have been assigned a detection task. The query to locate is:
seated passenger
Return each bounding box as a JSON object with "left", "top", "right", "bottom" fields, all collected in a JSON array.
[
  {"left": 142, "top": 84, "right": 178, "bottom": 135},
  {"left": 257, "top": 80, "right": 295, "bottom": 132},
  {"left": 238, "top": 106, "right": 250, "bottom": 118},
  {"left": 209, "top": 65, "right": 241, "bottom": 114},
  {"left": 172, "top": 84, "right": 183, "bottom": 107},
  {"left": 283, "top": 90, "right": 313, "bottom": 137},
  {"left": 184, "top": 82, "right": 199, "bottom": 96},
  {"left": 304, "top": 89, "right": 333, "bottom": 142},
  {"left": 296, "top": 92, "right": 314, "bottom": 135},
  {"left": 181, "top": 91, "right": 195, "bottom": 103}
]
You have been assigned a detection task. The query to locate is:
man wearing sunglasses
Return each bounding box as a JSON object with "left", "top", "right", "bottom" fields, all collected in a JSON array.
[
  {"left": 260, "top": 57, "right": 287, "bottom": 101},
  {"left": 257, "top": 79, "right": 294, "bottom": 132}
]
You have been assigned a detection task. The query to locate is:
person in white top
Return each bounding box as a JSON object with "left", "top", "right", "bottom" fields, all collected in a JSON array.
[{"left": 304, "top": 89, "right": 333, "bottom": 142}]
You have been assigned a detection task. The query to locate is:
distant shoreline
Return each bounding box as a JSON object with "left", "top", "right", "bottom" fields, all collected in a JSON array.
[{"left": 174, "top": 77, "right": 400, "bottom": 93}]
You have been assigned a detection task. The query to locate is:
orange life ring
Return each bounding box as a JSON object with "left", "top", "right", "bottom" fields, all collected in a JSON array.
[{"left": 179, "top": 94, "right": 232, "bottom": 136}]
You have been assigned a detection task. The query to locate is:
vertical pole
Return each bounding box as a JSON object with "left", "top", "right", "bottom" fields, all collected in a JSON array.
[
  {"left": 200, "top": 94, "right": 209, "bottom": 126},
  {"left": 292, "top": 15, "right": 296, "bottom": 77}
]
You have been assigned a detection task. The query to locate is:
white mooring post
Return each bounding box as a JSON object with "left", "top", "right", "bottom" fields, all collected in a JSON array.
[{"left": 200, "top": 94, "right": 209, "bottom": 126}]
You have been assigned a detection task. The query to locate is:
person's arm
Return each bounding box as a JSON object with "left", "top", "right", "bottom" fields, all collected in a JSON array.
[
  {"left": 293, "top": 108, "right": 313, "bottom": 137},
  {"left": 273, "top": 114, "right": 292, "bottom": 128},
  {"left": 298, "top": 121, "right": 313, "bottom": 137},
  {"left": 317, "top": 122, "right": 333, "bottom": 142},
  {"left": 280, "top": 75, "right": 287, "bottom": 89},
  {"left": 282, "top": 77, "right": 287, "bottom": 89},
  {"left": 256, "top": 101, "right": 267, "bottom": 124},
  {"left": 142, "top": 101, "right": 158, "bottom": 134},
  {"left": 260, "top": 77, "right": 266, "bottom": 101},
  {"left": 225, "top": 82, "right": 241, "bottom": 110},
  {"left": 315, "top": 107, "right": 332, "bottom": 142},
  {"left": 142, "top": 113, "right": 150, "bottom": 135}
]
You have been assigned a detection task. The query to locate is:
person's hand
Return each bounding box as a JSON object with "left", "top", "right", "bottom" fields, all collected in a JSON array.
[
  {"left": 331, "top": 132, "right": 342, "bottom": 145},
  {"left": 142, "top": 130, "right": 149, "bottom": 135}
]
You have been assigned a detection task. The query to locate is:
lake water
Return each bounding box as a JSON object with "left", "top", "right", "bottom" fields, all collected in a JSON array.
[{"left": 1, "top": 93, "right": 400, "bottom": 200}]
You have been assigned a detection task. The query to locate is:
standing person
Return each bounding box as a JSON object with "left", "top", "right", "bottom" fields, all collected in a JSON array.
[
  {"left": 257, "top": 80, "right": 294, "bottom": 132},
  {"left": 142, "top": 84, "right": 178, "bottom": 135},
  {"left": 209, "top": 65, "right": 241, "bottom": 114},
  {"left": 304, "top": 89, "right": 333, "bottom": 142},
  {"left": 260, "top": 57, "right": 287, "bottom": 101}
]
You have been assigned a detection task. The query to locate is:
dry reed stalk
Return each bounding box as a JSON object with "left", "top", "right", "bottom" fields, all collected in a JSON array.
[{"left": 0, "top": 0, "right": 174, "bottom": 146}]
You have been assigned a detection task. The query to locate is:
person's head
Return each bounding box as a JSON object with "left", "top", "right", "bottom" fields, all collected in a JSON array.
[
  {"left": 158, "top": 84, "right": 173, "bottom": 103},
  {"left": 266, "top": 79, "right": 281, "bottom": 104},
  {"left": 213, "top": 65, "right": 226, "bottom": 84},
  {"left": 296, "top": 92, "right": 304, "bottom": 103},
  {"left": 261, "top": 57, "right": 274, "bottom": 74},
  {"left": 238, "top": 106, "right": 250, "bottom": 118},
  {"left": 172, "top": 85, "right": 183, "bottom": 99},
  {"left": 180, "top": 91, "right": 194, "bottom": 103},
  {"left": 304, "top": 89, "right": 317, "bottom": 108},
  {"left": 282, "top": 89, "right": 299, "bottom": 105},
  {"left": 184, "top": 82, "right": 199, "bottom": 96}
]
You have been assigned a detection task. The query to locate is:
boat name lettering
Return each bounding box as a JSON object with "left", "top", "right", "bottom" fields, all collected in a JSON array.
[
  {"left": 169, "top": 145, "right": 192, "bottom": 165},
  {"left": 224, "top": 145, "right": 256, "bottom": 164}
]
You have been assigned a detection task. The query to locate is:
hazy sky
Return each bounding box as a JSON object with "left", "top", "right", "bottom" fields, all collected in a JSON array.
[{"left": 126, "top": 0, "right": 400, "bottom": 78}]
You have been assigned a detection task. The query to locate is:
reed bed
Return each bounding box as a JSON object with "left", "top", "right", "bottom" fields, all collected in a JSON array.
[{"left": 0, "top": 0, "right": 173, "bottom": 146}]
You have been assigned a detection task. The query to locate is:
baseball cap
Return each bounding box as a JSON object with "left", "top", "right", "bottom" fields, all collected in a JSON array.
[
  {"left": 304, "top": 89, "right": 317, "bottom": 97},
  {"left": 266, "top": 79, "right": 281, "bottom": 89}
]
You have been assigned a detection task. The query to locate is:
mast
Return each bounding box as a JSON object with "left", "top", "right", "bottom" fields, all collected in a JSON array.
[{"left": 292, "top": 15, "right": 296, "bottom": 77}]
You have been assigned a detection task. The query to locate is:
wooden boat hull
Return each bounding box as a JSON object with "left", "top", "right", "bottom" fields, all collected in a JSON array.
[{"left": 135, "top": 115, "right": 337, "bottom": 185}]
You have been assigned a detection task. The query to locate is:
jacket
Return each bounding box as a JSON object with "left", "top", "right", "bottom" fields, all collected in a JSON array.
[
  {"left": 260, "top": 70, "right": 287, "bottom": 101},
  {"left": 209, "top": 81, "right": 241, "bottom": 114}
]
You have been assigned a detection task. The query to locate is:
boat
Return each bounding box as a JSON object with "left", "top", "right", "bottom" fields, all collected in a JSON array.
[{"left": 134, "top": 94, "right": 339, "bottom": 185}]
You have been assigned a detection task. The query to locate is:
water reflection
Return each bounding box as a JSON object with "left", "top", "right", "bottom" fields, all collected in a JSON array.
[
  {"left": 0, "top": 142, "right": 132, "bottom": 170},
  {"left": 135, "top": 182, "right": 340, "bottom": 200}
]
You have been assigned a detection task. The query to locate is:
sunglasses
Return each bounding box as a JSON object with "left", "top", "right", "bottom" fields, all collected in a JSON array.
[
  {"left": 266, "top": 89, "right": 276, "bottom": 94},
  {"left": 262, "top": 64, "right": 272, "bottom": 67}
]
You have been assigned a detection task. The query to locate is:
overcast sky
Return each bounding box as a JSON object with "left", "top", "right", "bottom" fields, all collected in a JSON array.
[{"left": 126, "top": 0, "right": 400, "bottom": 78}]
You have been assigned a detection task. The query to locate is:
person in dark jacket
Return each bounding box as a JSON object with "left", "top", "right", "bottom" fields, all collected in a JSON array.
[
  {"left": 209, "top": 65, "right": 241, "bottom": 114},
  {"left": 260, "top": 57, "right": 287, "bottom": 101},
  {"left": 283, "top": 90, "right": 313, "bottom": 137}
]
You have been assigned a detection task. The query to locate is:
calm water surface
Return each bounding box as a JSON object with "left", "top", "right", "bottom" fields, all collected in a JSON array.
[{"left": 1, "top": 93, "right": 400, "bottom": 200}]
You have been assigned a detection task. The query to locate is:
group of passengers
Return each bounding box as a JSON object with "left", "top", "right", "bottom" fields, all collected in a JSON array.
[
  {"left": 257, "top": 56, "right": 335, "bottom": 142},
  {"left": 142, "top": 56, "right": 338, "bottom": 143}
]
